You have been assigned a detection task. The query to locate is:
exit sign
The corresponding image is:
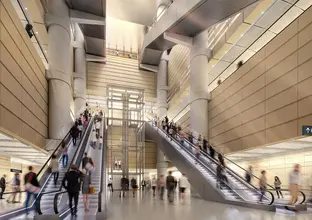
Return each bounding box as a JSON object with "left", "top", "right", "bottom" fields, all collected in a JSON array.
[{"left": 302, "top": 126, "right": 312, "bottom": 135}]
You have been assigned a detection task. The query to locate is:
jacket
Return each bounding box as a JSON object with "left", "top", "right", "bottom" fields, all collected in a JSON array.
[
  {"left": 62, "top": 170, "right": 82, "bottom": 193},
  {"left": 24, "top": 172, "right": 40, "bottom": 187},
  {"left": 50, "top": 158, "right": 59, "bottom": 173},
  {"left": 82, "top": 157, "right": 94, "bottom": 169},
  {"left": 0, "top": 177, "right": 5, "bottom": 188}
]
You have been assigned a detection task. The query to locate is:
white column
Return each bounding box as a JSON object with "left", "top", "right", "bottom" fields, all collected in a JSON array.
[
  {"left": 157, "top": 148, "right": 168, "bottom": 178},
  {"left": 157, "top": 52, "right": 169, "bottom": 118},
  {"left": 46, "top": 0, "right": 72, "bottom": 139},
  {"left": 189, "top": 32, "right": 211, "bottom": 138},
  {"left": 74, "top": 24, "right": 86, "bottom": 117}
]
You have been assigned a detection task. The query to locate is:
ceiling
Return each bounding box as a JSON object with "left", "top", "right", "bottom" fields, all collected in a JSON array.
[
  {"left": 227, "top": 136, "right": 312, "bottom": 162},
  {"left": 0, "top": 132, "right": 49, "bottom": 165},
  {"left": 107, "top": 0, "right": 157, "bottom": 26}
]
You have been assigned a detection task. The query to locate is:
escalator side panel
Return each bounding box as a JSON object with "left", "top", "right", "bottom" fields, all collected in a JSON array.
[{"left": 145, "top": 123, "right": 225, "bottom": 203}]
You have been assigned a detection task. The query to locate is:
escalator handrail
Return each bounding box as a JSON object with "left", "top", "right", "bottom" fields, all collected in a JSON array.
[
  {"left": 54, "top": 117, "right": 95, "bottom": 216},
  {"left": 152, "top": 123, "right": 275, "bottom": 205},
  {"left": 98, "top": 116, "right": 106, "bottom": 213},
  {"left": 36, "top": 117, "right": 94, "bottom": 215}
]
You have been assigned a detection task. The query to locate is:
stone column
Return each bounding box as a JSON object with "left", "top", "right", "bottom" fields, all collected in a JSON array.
[
  {"left": 189, "top": 32, "right": 211, "bottom": 138},
  {"left": 157, "top": 52, "right": 169, "bottom": 118},
  {"left": 157, "top": 148, "right": 168, "bottom": 178},
  {"left": 46, "top": 0, "right": 72, "bottom": 139},
  {"left": 74, "top": 23, "right": 86, "bottom": 117}
]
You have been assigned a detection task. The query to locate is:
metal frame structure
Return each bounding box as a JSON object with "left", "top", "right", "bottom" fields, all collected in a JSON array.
[{"left": 106, "top": 85, "right": 145, "bottom": 186}]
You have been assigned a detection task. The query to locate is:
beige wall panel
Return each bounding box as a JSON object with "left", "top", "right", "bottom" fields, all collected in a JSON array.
[
  {"left": 241, "top": 116, "right": 265, "bottom": 137},
  {"left": 266, "top": 68, "right": 297, "bottom": 99},
  {"left": 237, "top": 88, "right": 266, "bottom": 114},
  {"left": 21, "top": 104, "right": 35, "bottom": 129},
  {"left": 266, "top": 21, "right": 298, "bottom": 57},
  {"left": 219, "top": 139, "right": 243, "bottom": 154},
  {"left": 266, "top": 120, "right": 298, "bottom": 144},
  {"left": 266, "top": 86, "right": 297, "bottom": 114},
  {"left": 298, "top": 21, "right": 312, "bottom": 48},
  {"left": 210, "top": 126, "right": 242, "bottom": 146},
  {"left": 21, "top": 122, "right": 37, "bottom": 147},
  {"left": 298, "top": 95, "right": 312, "bottom": 118},
  {"left": 241, "top": 61, "right": 266, "bottom": 88},
  {"left": 0, "top": 44, "right": 21, "bottom": 81},
  {"left": 240, "top": 74, "right": 265, "bottom": 99},
  {"left": 221, "top": 79, "right": 244, "bottom": 103},
  {"left": 265, "top": 52, "right": 298, "bottom": 85},
  {"left": 21, "top": 87, "right": 36, "bottom": 114},
  {"left": 298, "top": 58, "right": 312, "bottom": 82},
  {"left": 0, "top": 106, "right": 22, "bottom": 137},
  {"left": 298, "top": 74, "right": 312, "bottom": 99},
  {"left": 0, "top": 64, "right": 22, "bottom": 100},
  {"left": 266, "top": 103, "right": 297, "bottom": 128},
  {"left": 298, "top": 6, "right": 312, "bottom": 31},
  {"left": 242, "top": 131, "right": 266, "bottom": 149},
  {"left": 241, "top": 101, "right": 265, "bottom": 124},
  {"left": 298, "top": 39, "right": 312, "bottom": 65},
  {"left": 0, "top": 84, "right": 22, "bottom": 118},
  {"left": 210, "top": 114, "right": 242, "bottom": 138},
  {"left": 34, "top": 103, "right": 48, "bottom": 126},
  {"left": 266, "top": 36, "right": 298, "bottom": 70}
]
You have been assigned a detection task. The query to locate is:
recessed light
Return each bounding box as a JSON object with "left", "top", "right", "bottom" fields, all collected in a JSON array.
[
  {"left": 35, "top": 32, "right": 38, "bottom": 34},
  {"left": 25, "top": 7, "right": 28, "bottom": 10},
  {"left": 45, "top": 50, "right": 47, "bottom": 53},
  {"left": 261, "top": 11, "right": 264, "bottom": 14}
]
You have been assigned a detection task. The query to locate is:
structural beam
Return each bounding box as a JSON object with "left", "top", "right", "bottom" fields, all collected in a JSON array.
[
  {"left": 86, "top": 54, "right": 106, "bottom": 63},
  {"left": 140, "top": 64, "right": 158, "bottom": 73},
  {"left": 164, "top": 32, "right": 193, "bottom": 48},
  {"left": 70, "top": 9, "right": 106, "bottom": 25}
]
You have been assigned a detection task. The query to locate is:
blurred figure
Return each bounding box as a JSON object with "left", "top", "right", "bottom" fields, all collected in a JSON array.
[
  {"left": 81, "top": 169, "right": 91, "bottom": 212},
  {"left": 151, "top": 176, "right": 157, "bottom": 196},
  {"left": 25, "top": 166, "right": 40, "bottom": 215},
  {"left": 50, "top": 154, "right": 59, "bottom": 185},
  {"left": 70, "top": 124, "right": 79, "bottom": 146},
  {"left": 131, "top": 178, "right": 138, "bottom": 197},
  {"left": 245, "top": 166, "right": 253, "bottom": 184},
  {"left": 188, "top": 132, "right": 193, "bottom": 144},
  {"left": 209, "top": 143, "right": 216, "bottom": 160},
  {"left": 119, "top": 176, "right": 127, "bottom": 198},
  {"left": 216, "top": 163, "right": 226, "bottom": 189},
  {"left": 259, "top": 170, "right": 267, "bottom": 203},
  {"left": 91, "top": 129, "right": 97, "bottom": 149},
  {"left": 203, "top": 137, "right": 208, "bottom": 155},
  {"left": 274, "top": 176, "right": 283, "bottom": 199},
  {"left": 61, "top": 142, "right": 68, "bottom": 168},
  {"left": 62, "top": 165, "right": 82, "bottom": 216},
  {"left": 197, "top": 135, "right": 202, "bottom": 148},
  {"left": 108, "top": 178, "right": 113, "bottom": 192},
  {"left": 141, "top": 179, "right": 146, "bottom": 191},
  {"left": 179, "top": 173, "right": 188, "bottom": 204},
  {"left": 95, "top": 120, "right": 101, "bottom": 138},
  {"left": 77, "top": 120, "right": 83, "bottom": 139},
  {"left": 118, "top": 159, "right": 122, "bottom": 170},
  {"left": 7, "top": 173, "right": 21, "bottom": 203},
  {"left": 195, "top": 143, "right": 201, "bottom": 164},
  {"left": 0, "top": 174, "right": 6, "bottom": 199},
  {"left": 166, "top": 171, "right": 175, "bottom": 204},
  {"left": 99, "top": 136, "right": 103, "bottom": 150},
  {"left": 82, "top": 153, "right": 94, "bottom": 178},
  {"left": 158, "top": 175, "right": 165, "bottom": 200},
  {"left": 286, "top": 164, "right": 301, "bottom": 211},
  {"left": 218, "top": 153, "right": 225, "bottom": 167}
]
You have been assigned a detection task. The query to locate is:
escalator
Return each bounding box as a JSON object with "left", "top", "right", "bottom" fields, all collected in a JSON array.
[
  {"left": 146, "top": 122, "right": 283, "bottom": 211},
  {"left": 0, "top": 116, "right": 94, "bottom": 220}
]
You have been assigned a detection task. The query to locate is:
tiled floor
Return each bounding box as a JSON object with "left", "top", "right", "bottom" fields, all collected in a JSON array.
[{"left": 104, "top": 191, "right": 312, "bottom": 220}]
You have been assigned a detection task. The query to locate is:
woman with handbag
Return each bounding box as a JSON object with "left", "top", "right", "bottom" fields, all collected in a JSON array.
[{"left": 81, "top": 169, "right": 91, "bottom": 212}]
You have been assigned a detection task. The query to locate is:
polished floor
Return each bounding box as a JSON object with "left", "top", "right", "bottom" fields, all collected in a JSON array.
[{"left": 105, "top": 191, "right": 312, "bottom": 220}]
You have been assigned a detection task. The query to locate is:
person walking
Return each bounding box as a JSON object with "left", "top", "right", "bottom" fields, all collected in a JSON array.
[
  {"left": 81, "top": 169, "right": 91, "bottom": 212},
  {"left": 195, "top": 143, "right": 201, "bottom": 164},
  {"left": 151, "top": 176, "right": 157, "bottom": 197},
  {"left": 118, "top": 159, "right": 122, "bottom": 170},
  {"left": 99, "top": 136, "right": 103, "bottom": 150},
  {"left": 70, "top": 124, "right": 79, "bottom": 146},
  {"left": 24, "top": 166, "right": 40, "bottom": 214},
  {"left": 179, "top": 173, "right": 188, "bottom": 204},
  {"left": 77, "top": 120, "right": 83, "bottom": 139},
  {"left": 158, "top": 175, "right": 165, "bottom": 200},
  {"left": 62, "top": 165, "right": 82, "bottom": 217},
  {"left": 91, "top": 129, "right": 97, "bottom": 149},
  {"left": 82, "top": 153, "right": 94, "bottom": 178},
  {"left": 141, "top": 179, "right": 146, "bottom": 191},
  {"left": 274, "top": 176, "right": 283, "bottom": 199},
  {"left": 166, "top": 171, "right": 175, "bottom": 204},
  {"left": 131, "top": 178, "right": 138, "bottom": 197},
  {"left": 209, "top": 143, "right": 216, "bottom": 161},
  {"left": 0, "top": 174, "right": 6, "bottom": 199},
  {"left": 259, "top": 170, "right": 267, "bottom": 203},
  {"left": 107, "top": 178, "right": 113, "bottom": 192},
  {"left": 119, "top": 176, "right": 127, "bottom": 198},
  {"left": 245, "top": 166, "right": 253, "bottom": 184},
  {"left": 50, "top": 154, "right": 59, "bottom": 186},
  {"left": 95, "top": 120, "right": 101, "bottom": 138},
  {"left": 286, "top": 164, "right": 301, "bottom": 211},
  {"left": 61, "top": 142, "right": 68, "bottom": 168},
  {"left": 203, "top": 137, "right": 208, "bottom": 156},
  {"left": 7, "top": 172, "right": 21, "bottom": 203}
]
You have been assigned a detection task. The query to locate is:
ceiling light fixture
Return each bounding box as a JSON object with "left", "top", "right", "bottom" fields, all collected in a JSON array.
[{"left": 25, "top": 7, "right": 28, "bottom": 10}]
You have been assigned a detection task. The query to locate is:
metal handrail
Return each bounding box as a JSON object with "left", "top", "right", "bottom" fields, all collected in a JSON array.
[
  {"left": 36, "top": 116, "right": 94, "bottom": 215},
  {"left": 53, "top": 191, "right": 67, "bottom": 214},
  {"left": 152, "top": 123, "right": 275, "bottom": 205},
  {"left": 98, "top": 117, "right": 107, "bottom": 212}
]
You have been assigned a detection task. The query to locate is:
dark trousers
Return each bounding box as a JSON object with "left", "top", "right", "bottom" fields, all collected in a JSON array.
[
  {"left": 167, "top": 187, "right": 174, "bottom": 203},
  {"left": 52, "top": 172, "right": 59, "bottom": 185},
  {"left": 79, "top": 130, "right": 82, "bottom": 139},
  {"left": 276, "top": 187, "right": 283, "bottom": 198},
  {"left": 259, "top": 186, "right": 266, "bottom": 202},
  {"left": 72, "top": 136, "right": 77, "bottom": 145},
  {"left": 0, "top": 187, "right": 5, "bottom": 199},
  {"left": 152, "top": 186, "right": 156, "bottom": 196},
  {"left": 68, "top": 192, "right": 79, "bottom": 215},
  {"left": 160, "top": 187, "right": 165, "bottom": 200},
  {"left": 108, "top": 183, "right": 113, "bottom": 192}
]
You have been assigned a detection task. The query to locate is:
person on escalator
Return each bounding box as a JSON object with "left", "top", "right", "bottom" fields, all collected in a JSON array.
[
  {"left": 245, "top": 166, "right": 253, "bottom": 184},
  {"left": 216, "top": 162, "right": 224, "bottom": 189},
  {"left": 202, "top": 137, "right": 208, "bottom": 156},
  {"left": 70, "top": 124, "right": 79, "bottom": 146},
  {"left": 218, "top": 153, "right": 225, "bottom": 167},
  {"left": 24, "top": 166, "right": 40, "bottom": 215},
  {"left": 274, "top": 176, "right": 283, "bottom": 199},
  {"left": 61, "top": 142, "right": 69, "bottom": 168},
  {"left": 195, "top": 143, "right": 201, "bottom": 164},
  {"left": 259, "top": 170, "right": 267, "bottom": 203},
  {"left": 286, "top": 164, "right": 301, "bottom": 211},
  {"left": 62, "top": 165, "right": 82, "bottom": 217},
  {"left": 197, "top": 134, "right": 202, "bottom": 148},
  {"left": 50, "top": 154, "right": 59, "bottom": 186},
  {"left": 209, "top": 143, "right": 216, "bottom": 161},
  {"left": 188, "top": 132, "right": 194, "bottom": 144}
]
